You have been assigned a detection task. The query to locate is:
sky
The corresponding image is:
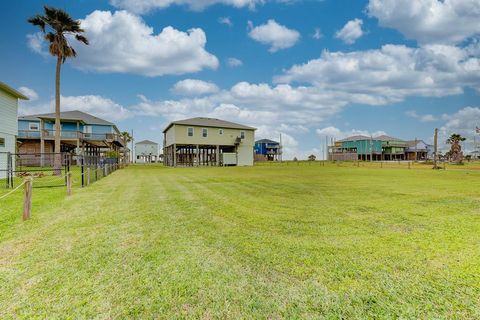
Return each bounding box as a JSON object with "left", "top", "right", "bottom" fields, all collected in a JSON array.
[{"left": 1, "top": 0, "right": 479, "bottom": 159}]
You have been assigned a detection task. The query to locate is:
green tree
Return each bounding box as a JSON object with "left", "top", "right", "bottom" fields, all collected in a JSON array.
[
  {"left": 28, "top": 6, "right": 88, "bottom": 174},
  {"left": 120, "top": 131, "right": 133, "bottom": 163},
  {"left": 446, "top": 133, "right": 466, "bottom": 144}
]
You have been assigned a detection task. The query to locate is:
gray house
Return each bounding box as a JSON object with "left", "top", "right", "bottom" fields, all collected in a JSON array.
[
  {"left": 0, "top": 82, "right": 28, "bottom": 179},
  {"left": 135, "top": 140, "right": 159, "bottom": 163}
]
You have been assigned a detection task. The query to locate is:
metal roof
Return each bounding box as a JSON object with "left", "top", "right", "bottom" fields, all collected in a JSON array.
[
  {"left": 0, "top": 82, "right": 29, "bottom": 100},
  {"left": 163, "top": 117, "right": 256, "bottom": 133},
  {"left": 18, "top": 110, "right": 114, "bottom": 125},
  {"left": 256, "top": 139, "right": 279, "bottom": 144},
  {"left": 136, "top": 139, "right": 158, "bottom": 145},
  {"left": 338, "top": 135, "right": 373, "bottom": 142},
  {"left": 375, "top": 135, "right": 405, "bottom": 142}
]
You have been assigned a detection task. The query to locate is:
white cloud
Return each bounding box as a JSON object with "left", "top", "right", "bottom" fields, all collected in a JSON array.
[
  {"left": 18, "top": 87, "right": 39, "bottom": 101},
  {"left": 218, "top": 16, "right": 233, "bottom": 26},
  {"left": 405, "top": 110, "right": 439, "bottom": 122},
  {"left": 19, "top": 95, "right": 131, "bottom": 121},
  {"left": 439, "top": 106, "right": 480, "bottom": 152},
  {"left": 171, "top": 79, "right": 219, "bottom": 96},
  {"left": 227, "top": 57, "right": 243, "bottom": 67},
  {"left": 248, "top": 19, "right": 300, "bottom": 52},
  {"left": 335, "top": 18, "right": 364, "bottom": 44},
  {"left": 275, "top": 44, "right": 480, "bottom": 104},
  {"left": 312, "top": 28, "right": 323, "bottom": 40},
  {"left": 367, "top": 0, "right": 480, "bottom": 45},
  {"left": 109, "top": 0, "right": 288, "bottom": 14},
  {"left": 59, "top": 10, "right": 218, "bottom": 77},
  {"left": 316, "top": 126, "right": 387, "bottom": 141},
  {"left": 26, "top": 32, "right": 48, "bottom": 57}
]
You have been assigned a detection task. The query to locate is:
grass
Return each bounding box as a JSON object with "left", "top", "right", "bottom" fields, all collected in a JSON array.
[{"left": 0, "top": 163, "right": 479, "bottom": 318}]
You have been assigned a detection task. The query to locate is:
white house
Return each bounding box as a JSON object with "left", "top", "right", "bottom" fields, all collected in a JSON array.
[
  {"left": 0, "top": 82, "right": 28, "bottom": 179},
  {"left": 135, "top": 140, "right": 159, "bottom": 163}
]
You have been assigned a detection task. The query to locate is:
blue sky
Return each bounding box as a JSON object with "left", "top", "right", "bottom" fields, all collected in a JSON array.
[{"left": 1, "top": 0, "right": 479, "bottom": 158}]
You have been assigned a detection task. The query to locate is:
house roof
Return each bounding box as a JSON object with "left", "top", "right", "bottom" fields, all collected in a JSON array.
[
  {"left": 256, "top": 139, "right": 279, "bottom": 144},
  {"left": 375, "top": 135, "right": 405, "bottom": 142},
  {"left": 0, "top": 82, "right": 29, "bottom": 100},
  {"left": 163, "top": 117, "right": 256, "bottom": 133},
  {"left": 136, "top": 139, "right": 158, "bottom": 145},
  {"left": 406, "top": 140, "right": 427, "bottom": 147},
  {"left": 19, "top": 110, "right": 114, "bottom": 126},
  {"left": 338, "top": 135, "right": 372, "bottom": 142}
]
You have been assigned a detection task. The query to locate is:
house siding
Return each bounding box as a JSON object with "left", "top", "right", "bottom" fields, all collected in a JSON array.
[
  {"left": 169, "top": 124, "right": 254, "bottom": 147},
  {"left": 0, "top": 90, "right": 18, "bottom": 136},
  {"left": 164, "top": 123, "right": 255, "bottom": 166},
  {"left": 135, "top": 143, "right": 159, "bottom": 162},
  {"left": 0, "top": 90, "right": 19, "bottom": 179}
]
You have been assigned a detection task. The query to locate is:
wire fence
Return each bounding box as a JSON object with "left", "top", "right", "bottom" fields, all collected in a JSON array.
[
  {"left": 253, "top": 159, "right": 473, "bottom": 170},
  {"left": 0, "top": 152, "right": 124, "bottom": 190},
  {"left": 0, "top": 152, "right": 127, "bottom": 222}
]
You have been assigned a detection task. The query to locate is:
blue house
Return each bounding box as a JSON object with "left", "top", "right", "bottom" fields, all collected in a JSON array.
[
  {"left": 254, "top": 139, "right": 281, "bottom": 161},
  {"left": 17, "top": 110, "right": 126, "bottom": 158}
]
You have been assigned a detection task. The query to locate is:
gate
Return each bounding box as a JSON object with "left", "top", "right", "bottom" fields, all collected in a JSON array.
[{"left": 0, "top": 153, "right": 71, "bottom": 189}]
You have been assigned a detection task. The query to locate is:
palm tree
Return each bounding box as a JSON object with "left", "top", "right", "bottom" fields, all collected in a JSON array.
[
  {"left": 446, "top": 133, "right": 466, "bottom": 163},
  {"left": 120, "top": 131, "right": 133, "bottom": 163},
  {"left": 28, "top": 6, "right": 88, "bottom": 174},
  {"left": 446, "top": 133, "right": 466, "bottom": 145}
]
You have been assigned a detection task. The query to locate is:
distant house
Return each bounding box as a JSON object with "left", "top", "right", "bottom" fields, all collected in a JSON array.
[
  {"left": 333, "top": 135, "right": 384, "bottom": 161},
  {"left": 17, "top": 110, "right": 126, "bottom": 159},
  {"left": 163, "top": 117, "right": 256, "bottom": 167},
  {"left": 376, "top": 135, "right": 408, "bottom": 160},
  {"left": 0, "top": 82, "right": 28, "bottom": 179},
  {"left": 254, "top": 139, "right": 281, "bottom": 161},
  {"left": 405, "top": 140, "right": 432, "bottom": 160},
  {"left": 135, "top": 140, "right": 159, "bottom": 163},
  {"left": 331, "top": 135, "right": 413, "bottom": 161}
]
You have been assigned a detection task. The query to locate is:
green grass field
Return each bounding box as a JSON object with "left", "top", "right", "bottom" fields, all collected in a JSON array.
[{"left": 1, "top": 163, "right": 479, "bottom": 319}]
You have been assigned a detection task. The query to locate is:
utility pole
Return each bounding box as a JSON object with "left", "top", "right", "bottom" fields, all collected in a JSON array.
[
  {"left": 370, "top": 135, "right": 373, "bottom": 162},
  {"left": 325, "top": 135, "right": 328, "bottom": 161},
  {"left": 131, "top": 129, "right": 134, "bottom": 163},
  {"left": 433, "top": 128, "right": 439, "bottom": 169},
  {"left": 279, "top": 133, "right": 283, "bottom": 162},
  {"left": 414, "top": 137, "right": 417, "bottom": 161}
]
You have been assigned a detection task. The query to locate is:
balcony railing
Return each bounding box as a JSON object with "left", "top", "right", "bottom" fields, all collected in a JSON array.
[
  {"left": 17, "top": 130, "right": 126, "bottom": 146},
  {"left": 18, "top": 130, "right": 42, "bottom": 139},
  {"left": 42, "top": 129, "right": 83, "bottom": 139}
]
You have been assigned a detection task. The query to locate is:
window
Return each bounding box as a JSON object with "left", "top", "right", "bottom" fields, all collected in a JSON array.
[
  {"left": 202, "top": 128, "right": 208, "bottom": 138},
  {"left": 219, "top": 129, "right": 224, "bottom": 135},
  {"left": 187, "top": 127, "right": 194, "bottom": 137},
  {"left": 0, "top": 137, "right": 4, "bottom": 147},
  {"left": 29, "top": 122, "right": 39, "bottom": 131},
  {"left": 240, "top": 131, "right": 245, "bottom": 139}
]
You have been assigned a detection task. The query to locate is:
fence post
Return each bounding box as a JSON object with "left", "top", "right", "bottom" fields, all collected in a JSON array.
[
  {"left": 87, "top": 167, "right": 90, "bottom": 186},
  {"left": 81, "top": 157, "right": 85, "bottom": 187},
  {"left": 66, "top": 172, "right": 72, "bottom": 195},
  {"left": 22, "top": 177, "right": 33, "bottom": 221}
]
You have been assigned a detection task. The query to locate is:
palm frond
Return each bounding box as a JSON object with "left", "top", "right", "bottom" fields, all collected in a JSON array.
[
  {"left": 27, "top": 15, "right": 46, "bottom": 32},
  {"left": 75, "top": 34, "right": 89, "bottom": 45}
]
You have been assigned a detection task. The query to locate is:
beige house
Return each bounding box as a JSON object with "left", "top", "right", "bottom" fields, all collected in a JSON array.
[{"left": 163, "top": 117, "right": 256, "bottom": 167}]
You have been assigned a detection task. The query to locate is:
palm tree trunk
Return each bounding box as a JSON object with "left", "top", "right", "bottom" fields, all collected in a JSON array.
[{"left": 53, "top": 56, "right": 62, "bottom": 175}]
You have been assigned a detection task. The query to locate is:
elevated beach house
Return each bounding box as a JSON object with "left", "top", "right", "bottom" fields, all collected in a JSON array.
[
  {"left": 254, "top": 139, "right": 282, "bottom": 161},
  {"left": 135, "top": 140, "right": 159, "bottom": 163},
  {"left": 17, "top": 110, "right": 126, "bottom": 157},
  {"left": 163, "top": 117, "right": 256, "bottom": 167},
  {"left": 0, "top": 82, "right": 29, "bottom": 179}
]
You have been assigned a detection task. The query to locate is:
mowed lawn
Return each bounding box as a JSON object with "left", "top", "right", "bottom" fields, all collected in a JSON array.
[{"left": 0, "top": 164, "right": 479, "bottom": 319}]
